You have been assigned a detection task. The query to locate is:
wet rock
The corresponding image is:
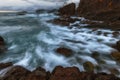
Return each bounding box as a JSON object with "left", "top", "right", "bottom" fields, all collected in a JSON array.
[
  {"left": 94, "top": 73, "right": 119, "bottom": 80},
  {"left": 77, "top": 0, "right": 120, "bottom": 30},
  {"left": 112, "top": 31, "right": 119, "bottom": 37},
  {"left": 1, "top": 66, "right": 31, "bottom": 80},
  {"left": 26, "top": 67, "right": 49, "bottom": 80},
  {"left": 0, "top": 36, "right": 6, "bottom": 53},
  {"left": 49, "top": 66, "right": 80, "bottom": 80},
  {"left": 109, "top": 68, "right": 119, "bottom": 75},
  {"left": 0, "top": 62, "right": 13, "bottom": 70},
  {"left": 58, "top": 3, "right": 76, "bottom": 16},
  {"left": 17, "top": 11, "right": 27, "bottom": 15},
  {"left": 56, "top": 47, "right": 73, "bottom": 57},
  {"left": 111, "top": 52, "right": 120, "bottom": 62},
  {"left": 49, "top": 17, "right": 79, "bottom": 26},
  {"left": 83, "top": 61, "right": 94, "bottom": 72},
  {"left": 116, "top": 40, "right": 120, "bottom": 51}
]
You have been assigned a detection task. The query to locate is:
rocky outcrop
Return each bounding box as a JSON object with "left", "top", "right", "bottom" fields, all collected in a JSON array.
[
  {"left": 58, "top": 3, "right": 76, "bottom": 16},
  {"left": 49, "top": 66, "right": 80, "bottom": 80},
  {"left": 56, "top": 47, "right": 73, "bottom": 57},
  {"left": 77, "top": 0, "right": 120, "bottom": 30},
  {"left": 0, "top": 64, "right": 119, "bottom": 80},
  {"left": 0, "top": 36, "right": 6, "bottom": 53},
  {"left": 25, "top": 67, "right": 50, "bottom": 80},
  {"left": 1, "top": 66, "right": 31, "bottom": 80}
]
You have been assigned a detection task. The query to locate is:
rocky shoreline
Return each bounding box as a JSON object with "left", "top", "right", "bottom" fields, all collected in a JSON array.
[
  {"left": 0, "top": 62, "right": 120, "bottom": 80},
  {"left": 51, "top": 0, "right": 120, "bottom": 30},
  {"left": 0, "top": 0, "right": 120, "bottom": 80}
]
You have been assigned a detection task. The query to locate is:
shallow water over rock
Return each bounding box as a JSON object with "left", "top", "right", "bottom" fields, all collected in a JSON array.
[{"left": 0, "top": 12, "right": 120, "bottom": 76}]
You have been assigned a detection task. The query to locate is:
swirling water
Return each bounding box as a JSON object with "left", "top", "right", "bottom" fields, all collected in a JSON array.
[{"left": 0, "top": 12, "right": 120, "bottom": 75}]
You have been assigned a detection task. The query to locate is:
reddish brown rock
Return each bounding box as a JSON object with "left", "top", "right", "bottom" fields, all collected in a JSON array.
[
  {"left": 1, "top": 66, "right": 31, "bottom": 80},
  {"left": 58, "top": 3, "right": 76, "bottom": 16},
  {"left": 56, "top": 47, "right": 73, "bottom": 57},
  {"left": 49, "top": 66, "right": 80, "bottom": 80},
  {"left": 77, "top": 0, "right": 120, "bottom": 30},
  {"left": 0, "top": 62, "right": 13, "bottom": 70},
  {"left": 26, "top": 67, "right": 50, "bottom": 80}
]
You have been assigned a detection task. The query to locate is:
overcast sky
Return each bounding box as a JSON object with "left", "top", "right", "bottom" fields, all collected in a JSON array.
[{"left": 0, "top": 0, "right": 80, "bottom": 10}]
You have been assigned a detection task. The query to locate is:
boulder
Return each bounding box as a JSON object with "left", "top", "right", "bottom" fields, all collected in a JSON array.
[
  {"left": 56, "top": 47, "right": 73, "bottom": 57},
  {"left": 0, "top": 62, "right": 13, "bottom": 70},
  {"left": 49, "top": 66, "right": 80, "bottom": 80},
  {"left": 26, "top": 67, "right": 50, "bottom": 80},
  {"left": 58, "top": 3, "right": 76, "bottom": 16},
  {"left": 1, "top": 66, "right": 31, "bottom": 80}
]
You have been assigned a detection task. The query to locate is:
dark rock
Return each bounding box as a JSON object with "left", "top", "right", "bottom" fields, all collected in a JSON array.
[
  {"left": 77, "top": 0, "right": 120, "bottom": 30},
  {"left": 26, "top": 67, "right": 49, "bottom": 80},
  {"left": 0, "top": 36, "right": 6, "bottom": 53},
  {"left": 56, "top": 47, "right": 73, "bottom": 57},
  {"left": 49, "top": 66, "right": 80, "bottom": 80},
  {"left": 17, "top": 11, "right": 27, "bottom": 15},
  {"left": 0, "top": 62, "right": 13, "bottom": 70},
  {"left": 58, "top": 3, "right": 76, "bottom": 16},
  {"left": 116, "top": 40, "right": 120, "bottom": 51},
  {"left": 1, "top": 66, "right": 31, "bottom": 80},
  {"left": 49, "top": 17, "right": 78, "bottom": 26},
  {"left": 112, "top": 31, "right": 120, "bottom": 37}
]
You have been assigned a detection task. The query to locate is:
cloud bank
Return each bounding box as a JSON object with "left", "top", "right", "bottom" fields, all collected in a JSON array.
[{"left": 0, "top": 0, "right": 80, "bottom": 11}]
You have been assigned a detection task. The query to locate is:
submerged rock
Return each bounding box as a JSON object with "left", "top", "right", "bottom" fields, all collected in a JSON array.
[
  {"left": 58, "top": 3, "right": 76, "bottom": 16},
  {"left": 56, "top": 47, "right": 73, "bottom": 57}
]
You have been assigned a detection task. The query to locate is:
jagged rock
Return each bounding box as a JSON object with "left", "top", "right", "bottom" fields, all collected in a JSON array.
[
  {"left": 83, "top": 61, "right": 94, "bottom": 72},
  {"left": 49, "top": 66, "right": 80, "bottom": 80},
  {"left": 0, "top": 62, "right": 13, "bottom": 70},
  {"left": 50, "top": 17, "right": 78, "bottom": 26},
  {"left": 26, "top": 67, "right": 50, "bottom": 80},
  {"left": 58, "top": 3, "right": 76, "bottom": 16},
  {"left": 56, "top": 47, "right": 73, "bottom": 57},
  {"left": 0, "top": 36, "right": 6, "bottom": 53},
  {"left": 1, "top": 66, "right": 31, "bottom": 80},
  {"left": 77, "top": 0, "right": 120, "bottom": 30},
  {"left": 111, "top": 52, "right": 120, "bottom": 62}
]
